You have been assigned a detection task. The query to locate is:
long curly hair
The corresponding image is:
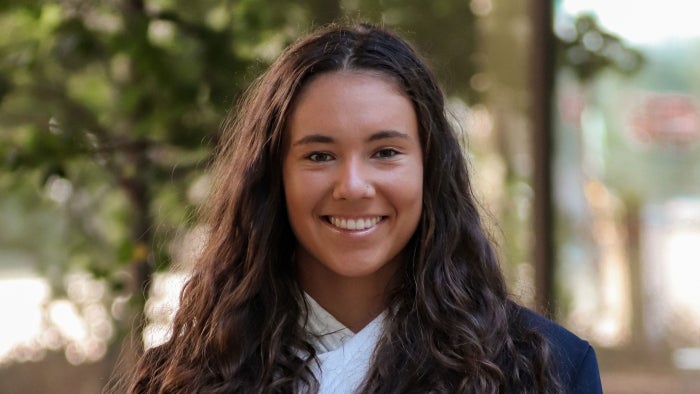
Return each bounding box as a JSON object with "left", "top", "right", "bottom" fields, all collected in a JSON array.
[{"left": 127, "top": 23, "right": 563, "bottom": 393}]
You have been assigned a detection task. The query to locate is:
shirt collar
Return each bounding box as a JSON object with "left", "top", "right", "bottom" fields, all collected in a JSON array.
[{"left": 303, "top": 292, "right": 356, "bottom": 354}]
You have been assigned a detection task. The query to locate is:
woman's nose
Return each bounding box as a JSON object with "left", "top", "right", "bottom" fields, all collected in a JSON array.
[{"left": 332, "top": 158, "right": 376, "bottom": 200}]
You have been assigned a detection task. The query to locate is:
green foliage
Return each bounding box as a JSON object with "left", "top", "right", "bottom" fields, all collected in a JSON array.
[
  {"left": 556, "top": 13, "right": 644, "bottom": 82},
  {"left": 349, "top": 0, "right": 479, "bottom": 102},
  {"left": 0, "top": 0, "right": 309, "bottom": 344}
]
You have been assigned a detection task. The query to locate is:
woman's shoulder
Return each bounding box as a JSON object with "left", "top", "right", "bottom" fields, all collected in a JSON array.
[{"left": 511, "top": 303, "right": 603, "bottom": 393}]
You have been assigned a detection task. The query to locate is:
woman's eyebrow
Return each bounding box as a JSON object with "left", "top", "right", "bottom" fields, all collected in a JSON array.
[
  {"left": 292, "top": 134, "right": 334, "bottom": 146},
  {"left": 367, "top": 130, "right": 409, "bottom": 142},
  {"left": 291, "top": 130, "right": 409, "bottom": 146}
]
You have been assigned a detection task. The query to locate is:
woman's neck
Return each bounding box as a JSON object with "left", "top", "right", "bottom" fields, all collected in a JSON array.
[
  {"left": 303, "top": 279, "right": 387, "bottom": 333},
  {"left": 297, "top": 256, "right": 398, "bottom": 333}
]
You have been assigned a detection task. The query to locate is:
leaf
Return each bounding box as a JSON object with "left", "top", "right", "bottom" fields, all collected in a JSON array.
[{"left": 117, "top": 239, "right": 134, "bottom": 264}]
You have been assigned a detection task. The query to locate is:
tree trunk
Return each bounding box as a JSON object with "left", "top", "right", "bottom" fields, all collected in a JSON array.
[{"left": 530, "top": 0, "right": 555, "bottom": 316}]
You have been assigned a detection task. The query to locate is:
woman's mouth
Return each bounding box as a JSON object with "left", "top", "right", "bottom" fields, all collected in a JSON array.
[{"left": 325, "top": 216, "right": 384, "bottom": 231}]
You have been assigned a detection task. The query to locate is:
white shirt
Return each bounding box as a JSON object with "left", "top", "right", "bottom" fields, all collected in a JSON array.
[{"left": 303, "top": 293, "right": 385, "bottom": 394}]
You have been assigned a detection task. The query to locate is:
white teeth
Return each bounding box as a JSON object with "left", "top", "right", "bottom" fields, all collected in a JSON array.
[{"left": 329, "top": 216, "right": 382, "bottom": 231}]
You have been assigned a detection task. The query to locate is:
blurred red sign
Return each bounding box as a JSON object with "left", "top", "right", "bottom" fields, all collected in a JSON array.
[{"left": 628, "top": 93, "right": 700, "bottom": 146}]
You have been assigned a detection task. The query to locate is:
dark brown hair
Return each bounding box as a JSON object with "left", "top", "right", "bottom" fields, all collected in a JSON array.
[{"left": 127, "top": 23, "right": 563, "bottom": 393}]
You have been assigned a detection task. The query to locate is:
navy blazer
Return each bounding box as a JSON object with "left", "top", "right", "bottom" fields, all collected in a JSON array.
[{"left": 518, "top": 306, "right": 603, "bottom": 393}]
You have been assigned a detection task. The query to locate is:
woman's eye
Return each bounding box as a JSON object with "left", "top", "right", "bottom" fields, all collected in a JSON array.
[
  {"left": 375, "top": 148, "right": 399, "bottom": 159},
  {"left": 307, "top": 152, "right": 333, "bottom": 162}
]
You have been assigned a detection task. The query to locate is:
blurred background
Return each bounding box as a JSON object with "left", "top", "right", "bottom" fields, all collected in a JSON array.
[{"left": 1, "top": 0, "right": 699, "bottom": 393}]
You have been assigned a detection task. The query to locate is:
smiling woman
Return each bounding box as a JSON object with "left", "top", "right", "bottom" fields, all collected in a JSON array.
[
  {"left": 283, "top": 72, "right": 423, "bottom": 332},
  {"left": 125, "top": 23, "right": 602, "bottom": 393}
]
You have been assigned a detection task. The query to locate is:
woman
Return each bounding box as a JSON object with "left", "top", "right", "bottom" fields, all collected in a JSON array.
[{"left": 129, "top": 23, "right": 602, "bottom": 393}]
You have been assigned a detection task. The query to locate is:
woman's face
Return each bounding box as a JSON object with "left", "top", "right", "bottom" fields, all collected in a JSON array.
[{"left": 282, "top": 71, "right": 423, "bottom": 288}]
